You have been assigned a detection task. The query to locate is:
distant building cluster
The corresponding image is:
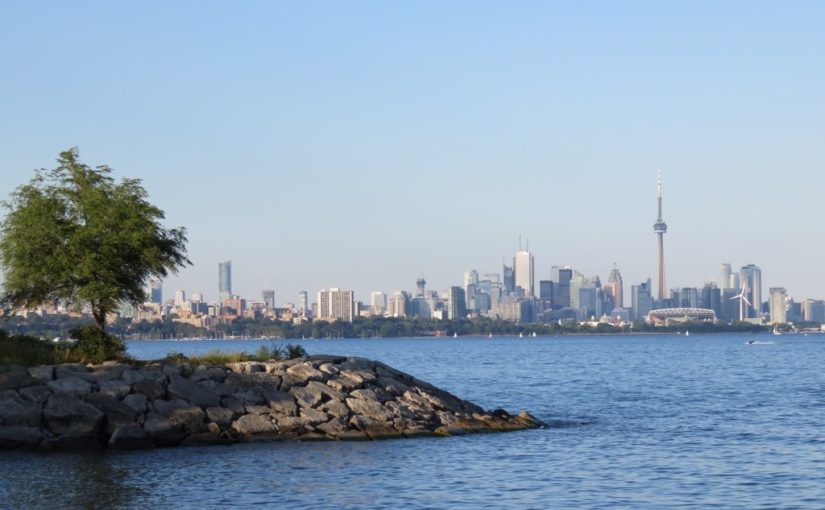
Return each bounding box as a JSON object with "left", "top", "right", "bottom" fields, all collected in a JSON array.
[{"left": 7, "top": 173, "right": 817, "bottom": 330}]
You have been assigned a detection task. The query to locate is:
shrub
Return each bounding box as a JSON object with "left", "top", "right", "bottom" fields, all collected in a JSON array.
[
  {"left": 69, "top": 326, "right": 126, "bottom": 364},
  {"left": 0, "top": 329, "right": 73, "bottom": 367}
]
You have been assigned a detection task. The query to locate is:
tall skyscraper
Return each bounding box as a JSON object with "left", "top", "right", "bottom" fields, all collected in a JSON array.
[
  {"left": 653, "top": 171, "right": 668, "bottom": 302},
  {"left": 631, "top": 279, "right": 654, "bottom": 321},
  {"left": 502, "top": 264, "right": 515, "bottom": 293},
  {"left": 148, "top": 277, "right": 163, "bottom": 304},
  {"left": 514, "top": 250, "right": 535, "bottom": 297},
  {"left": 606, "top": 266, "right": 624, "bottom": 309},
  {"left": 446, "top": 286, "right": 467, "bottom": 319},
  {"left": 174, "top": 290, "right": 186, "bottom": 307},
  {"left": 740, "top": 264, "right": 762, "bottom": 319},
  {"left": 371, "top": 291, "right": 387, "bottom": 315},
  {"left": 416, "top": 277, "right": 426, "bottom": 298},
  {"left": 218, "top": 260, "right": 232, "bottom": 303},
  {"left": 299, "top": 291, "right": 308, "bottom": 316},
  {"left": 720, "top": 263, "right": 732, "bottom": 291},
  {"left": 769, "top": 287, "right": 787, "bottom": 324},
  {"left": 464, "top": 270, "right": 479, "bottom": 311},
  {"left": 262, "top": 290, "right": 275, "bottom": 310},
  {"left": 551, "top": 266, "right": 573, "bottom": 309}
]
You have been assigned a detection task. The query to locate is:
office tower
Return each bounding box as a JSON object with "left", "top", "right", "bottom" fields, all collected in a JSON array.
[
  {"left": 416, "top": 277, "right": 426, "bottom": 298},
  {"left": 317, "top": 288, "right": 354, "bottom": 322},
  {"left": 720, "top": 288, "right": 740, "bottom": 322},
  {"left": 720, "top": 264, "right": 732, "bottom": 291},
  {"left": 803, "top": 299, "right": 825, "bottom": 323},
  {"left": 514, "top": 250, "right": 535, "bottom": 297},
  {"left": 539, "top": 280, "right": 553, "bottom": 301},
  {"left": 680, "top": 287, "right": 700, "bottom": 308},
  {"left": 190, "top": 293, "right": 203, "bottom": 303},
  {"left": 388, "top": 291, "right": 409, "bottom": 318},
  {"left": 740, "top": 264, "right": 762, "bottom": 319},
  {"left": 371, "top": 291, "right": 387, "bottom": 316},
  {"left": 218, "top": 260, "right": 232, "bottom": 303},
  {"left": 464, "top": 270, "right": 479, "bottom": 311},
  {"left": 148, "top": 277, "right": 163, "bottom": 304},
  {"left": 631, "top": 279, "right": 654, "bottom": 321},
  {"left": 769, "top": 287, "right": 787, "bottom": 324},
  {"left": 446, "top": 286, "right": 467, "bottom": 320},
  {"left": 552, "top": 266, "right": 573, "bottom": 309},
  {"left": 702, "top": 283, "right": 722, "bottom": 317},
  {"left": 730, "top": 273, "right": 740, "bottom": 290},
  {"left": 606, "top": 267, "right": 624, "bottom": 309},
  {"left": 262, "top": 290, "right": 275, "bottom": 310},
  {"left": 653, "top": 171, "right": 668, "bottom": 302},
  {"left": 503, "top": 264, "right": 515, "bottom": 293},
  {"left": 299, "top": 291, "right": 308, "bottom": 316},
  {"left": 174, "top": 290, "right": 186, "bottom": 307}
]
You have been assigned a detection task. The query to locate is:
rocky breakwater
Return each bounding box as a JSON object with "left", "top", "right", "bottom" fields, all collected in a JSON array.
[{"left": 0, "top": 355, "right": 541, "bottom": 449}]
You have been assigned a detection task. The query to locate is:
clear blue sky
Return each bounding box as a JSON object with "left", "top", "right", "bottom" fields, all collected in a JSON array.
[{"left": 2, "top": 1, "right": 824, "bottom": 305}]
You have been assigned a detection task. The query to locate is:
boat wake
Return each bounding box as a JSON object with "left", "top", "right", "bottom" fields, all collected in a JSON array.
[{"left": 746, "top": 340, "right": 775, "bottom": 346}]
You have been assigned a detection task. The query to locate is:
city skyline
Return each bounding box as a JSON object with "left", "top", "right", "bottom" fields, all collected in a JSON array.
[{"left": 2, "top": 2, "right": 824, "bottom": 303}]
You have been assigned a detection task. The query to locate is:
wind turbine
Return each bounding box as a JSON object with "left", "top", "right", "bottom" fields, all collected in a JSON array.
[{"left": 731, "top": 279, "right": 751, "bottom": 321}]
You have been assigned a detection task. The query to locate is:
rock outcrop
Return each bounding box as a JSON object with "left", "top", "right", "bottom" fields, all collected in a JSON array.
[{"left": 0, "top": 355, "right": 542, "bottom": 449}]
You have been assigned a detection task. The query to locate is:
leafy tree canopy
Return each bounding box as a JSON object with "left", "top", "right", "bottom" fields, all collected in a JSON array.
[{"left": 0, "top": 148, "right": 190, "bottom": 330}]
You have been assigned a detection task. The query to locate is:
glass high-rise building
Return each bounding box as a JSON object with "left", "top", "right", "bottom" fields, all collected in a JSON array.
[
  {"left": 513, "top": 250, "right": 534, "bottom": 297},
  {"left": 219, "top": 260, "right": 232, "bottom": 303},
  {"left": 740, "top": 264, "right": 762, "bottom": 319}
]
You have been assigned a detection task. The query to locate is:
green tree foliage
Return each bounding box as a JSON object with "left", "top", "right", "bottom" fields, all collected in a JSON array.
[{"left": 0, "top": 149, "right": 190, "bottom": 331}]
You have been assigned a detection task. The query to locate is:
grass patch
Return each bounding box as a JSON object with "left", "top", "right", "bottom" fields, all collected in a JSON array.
[
  {"left": 0, "top": 328, "right": 128, "bottom": 368},
  {"left": 169, "top": 343, "right": 307, "bottom": 365}
]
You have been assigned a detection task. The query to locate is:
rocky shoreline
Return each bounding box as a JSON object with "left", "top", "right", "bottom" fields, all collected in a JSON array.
[{"left": 0, "top": 355, "right": 541, "bottom": 449}]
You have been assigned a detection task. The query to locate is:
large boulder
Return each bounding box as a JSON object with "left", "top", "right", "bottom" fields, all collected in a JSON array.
[
  {"left": 0, "top": 391, "right": 42, "bottom": 427},
  {"left": 231, "top": 414, "right": 277, "bottom": 436},
  {"left": 0, "top": 372, "right": 40, "bottom": 392},
  {"left": 47, "top": 376, "right": 94, "bottom": 397},
  {"left": 167, "top": 375, "right": 219, "bottom": 407},
  {"left": 43, "top": 394, "right": 104, "bottom": 443}
]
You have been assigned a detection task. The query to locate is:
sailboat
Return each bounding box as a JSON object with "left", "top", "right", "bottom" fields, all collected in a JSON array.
[
  {"left": 531, "top": 332, "right": 537, "bottom": 337},
  {"left": 453, "top": 332, "right": 458, "bottom": 338},
  {"left": 518, "top": 332, "right": 523, "bottom": 338},
  {"left": 773, "top": 326, "right": 781, "bottom": 336}
]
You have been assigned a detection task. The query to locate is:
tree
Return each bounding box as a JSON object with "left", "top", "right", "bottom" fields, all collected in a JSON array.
[{"left": 0, "top": 149, "right": 190, "bottom": 332}]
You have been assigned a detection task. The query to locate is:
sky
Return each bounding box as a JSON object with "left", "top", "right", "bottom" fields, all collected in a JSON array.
[{"left": 1, "top": 1, "right": 824, "bottom": 306}]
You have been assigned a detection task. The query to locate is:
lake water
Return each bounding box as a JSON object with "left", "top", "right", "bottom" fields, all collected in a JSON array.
[{"left": 2, "top": 333, "right": 825, "bottom": 509}]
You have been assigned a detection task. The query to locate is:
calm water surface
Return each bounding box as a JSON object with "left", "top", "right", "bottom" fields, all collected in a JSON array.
[{"left": 2, "top": 334, "right": 825, "bottom": 509}]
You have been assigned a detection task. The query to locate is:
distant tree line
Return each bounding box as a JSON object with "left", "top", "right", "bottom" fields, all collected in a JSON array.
[{"left": 0, "top": 313, "right": 773, "bottom": 341}]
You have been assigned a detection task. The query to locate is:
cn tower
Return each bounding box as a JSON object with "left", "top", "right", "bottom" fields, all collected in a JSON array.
[{"left": 653, "top": 170, "right": 668, "bottom": 302}]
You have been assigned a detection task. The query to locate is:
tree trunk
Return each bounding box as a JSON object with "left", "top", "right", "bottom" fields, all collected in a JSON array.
[{"left": 92, "top": 306, "right": 107, "bottom": 332}]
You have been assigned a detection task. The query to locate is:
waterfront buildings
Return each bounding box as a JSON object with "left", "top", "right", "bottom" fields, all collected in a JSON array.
[
  {"left": 371, "top": 291, "right": 387, "bottom": 316},
  {"left": 262, "top": 290, "right": 275, "bottom": 310},
  {"left": 148, "top": 278, "right": 163, "bottom": 305},
  {"left": 606, "top": 267, "right": 623, "bottom": 309},
  {"left": 740, "top": 264, "right": 762, "bottom": 319}
]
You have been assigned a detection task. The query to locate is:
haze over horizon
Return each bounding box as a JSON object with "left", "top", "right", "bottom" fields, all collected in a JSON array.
[{"left": 2, "top": 2, "right": 824, "bottom": 305}]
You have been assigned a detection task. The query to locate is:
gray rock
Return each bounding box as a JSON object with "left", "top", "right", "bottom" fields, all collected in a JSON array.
[
  {"left": 167, "top": 375, "right": 219, "bottom": 407},
  {"left": 349, "top": 415, "right": 401, "bottom": 439},
  {"left": 205, "top": 407, "right": 234, "bottom": 427},
  {"left": 162, "top": 364, "right": 182, "bottom": 377},
  {"left": 0, "top": 372, "right": 40, "bottom": 391},
  {"left": 327, "top": 376, "right": 360, "bottom": 392},
  {"left": 190, "top": 366, "right": 228, "bottom": 383},
  {"left": 339, "top": 357, "right": 374, "bottom": 371},
  {"left": 99, "top": 379, "right": 131, "bottom": 400},
  {"left": 299, "top": 407, "right": 329, "bottom": 425},
  {"left": 0, "top": 391, "right": 42, "bottom": 426},
  {"left": 351, "top": 388, "right": 391, "bottom": 403},
  {"left": 122, "top": 370, "right": 146, "bottom": 385},
  {"left": 264, "top": 362, "right": 289, "bottom": 374},
  {"left": 122, "top": 393, "right": 148, "bottom": 414},
  {"left": 234, "top": 389, "right": 266, "bottom": 406},
  {"left": 153, "top": 399, "right": 206, "bottom": 434},
  {"left": 220, "top": 397, "right": 246, "bottom": 415},
  {"left": 144, "top": 412, "right": 185, "bottom": 445},
  {"left": 27, "top": 365, "right": 54, "bottom": 382},
  {"left": 0, "top": 425, "right": 45, "bottom": 446},
  {"left": 318, "top": 363, "right": 339, "bottom": 375},
  {"left": 108, "top": 424, "right": 152, "bottom": 449},
  {"left": 47, "top": 376, "right": 93, "bottom": 397},
  {"left": 316, "top": 418, "right": 349, "bottom": 437},
  {"left": 278, "top": 374, "right": 303, "bottom": 392},
  {"left": 91, "top": 365, "right": 130, "bottom": 382},
  {"left": 245, "top": 405, "right": 272, "bottom": 415},
  {"left": 55, "top": 366, "right": 96, "bottom": 382},
  {"left": 290, "top": 385, "right": 324, "bottom": 408},
  {"left": 43, "top": 394, "right": 104, "bottom": 439},
  {"left": 231, "top": 414, "right": 277, "bottom": 435},
  {"left": 346, "top": 398, "right": 394, "bottom": 422},
  {"left": 264, "top": 390, "right": 297, "bottom": 416},
  {"left": 307, "top": 380, "right": 345, "bottom": 402},
  {"left": 132, "top": 378, "right": 166, "bottom": 400},
  {"left": 340, "top": 369, "right": 377, "bottom": 386},
  {"left": 274, "top": 416, "right": 309, "bottom": 435},
  {"left": 322, "top": 400, "right": 350, "bottom": 420},
  {"left": 19, "top": 385, "right": 52, "bottom": 404},
  {"left": 286, "top": 363, "right": 325, "bottom": 382},
  {"left": 84, "top": 393, "right": 138, "bottom": 434},
  {"left": 377, "top": 375, "right": 410, "bottom": 395}
]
